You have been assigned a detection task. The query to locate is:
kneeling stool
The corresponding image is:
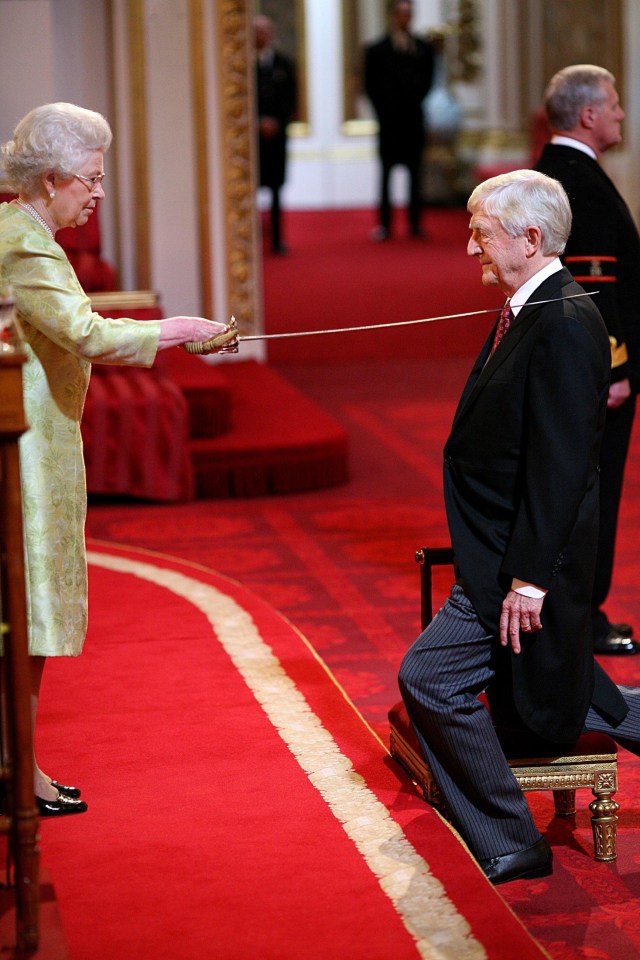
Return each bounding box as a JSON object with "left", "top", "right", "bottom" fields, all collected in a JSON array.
[{"left": 388, "top": 547, "right": 619, "bottom": 862}]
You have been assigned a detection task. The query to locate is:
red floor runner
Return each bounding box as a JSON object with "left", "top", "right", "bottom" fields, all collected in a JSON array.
[{"left": 37, "top": 544, "right": 546, "bottom": 960}]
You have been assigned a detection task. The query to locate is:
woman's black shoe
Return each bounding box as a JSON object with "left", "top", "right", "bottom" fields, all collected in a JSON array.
[
  {"left": 50, "top": 780, "right": 81, "bottom": 799},
  {"left": 36, "top": 793, "right": 88, "bottom": 817}
]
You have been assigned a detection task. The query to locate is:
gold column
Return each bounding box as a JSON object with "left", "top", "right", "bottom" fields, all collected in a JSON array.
[
  {"left": 213, "top": 0, "right": 261, "bottom": 338},
  {"left": 127, "top": 0, "right": 151, "bottom": 290},
  {"left": 189, "top": 0, "right": 214, "bottom": 320}
]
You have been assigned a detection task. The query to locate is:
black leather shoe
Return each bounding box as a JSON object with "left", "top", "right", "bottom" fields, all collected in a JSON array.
[
  {"left": 479, "top": 838, "right": 552, "bottom": 885},
  {"left": 50, "top": 780, "right": 81, "bottom": 799},
  {"left": 611, "top": 622, "right": 633, "bottom": 638},
  {"left": 36, "top": 793, "right": 88, "bottom": 817},
  {"left": 594, "top": 630, "right": 640, "bottom": 655}
]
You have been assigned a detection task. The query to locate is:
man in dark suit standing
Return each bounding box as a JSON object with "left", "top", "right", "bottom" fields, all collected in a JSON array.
[
  {"left": 364, "top": 0, "right": 434, "bottom": 241},
  {"left": 534, "top": 64, "right": 640, "bottom": 656},
  {"left": 399, "top": 169, "right": 640, "bottom": 885},
  {"left": 254, "top": 15, "right": 297, "bottom": 255}
]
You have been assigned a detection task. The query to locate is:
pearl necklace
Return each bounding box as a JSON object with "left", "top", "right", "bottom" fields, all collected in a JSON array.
[{"left": 15, "top": 199, "right": 54, "bottom": 239}]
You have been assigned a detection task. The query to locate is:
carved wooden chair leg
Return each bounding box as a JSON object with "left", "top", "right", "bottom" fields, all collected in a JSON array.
[
  {"left": 589, "top": 784, "right": 619, "bottom": 862},
  {"left": 553, "top": 788, "right": 577, "bottom": 817}
]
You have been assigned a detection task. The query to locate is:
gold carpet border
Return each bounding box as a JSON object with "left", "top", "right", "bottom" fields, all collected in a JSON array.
[{"left": 87, "top": 549, "right": 486, "bottom": 960}]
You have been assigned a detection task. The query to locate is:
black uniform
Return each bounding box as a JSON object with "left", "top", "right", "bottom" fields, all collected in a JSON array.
[
  {"left": 364, "top": 33, "right": 434, "bottom": 236},
  {"left": 535, "top": 143, "right": 640, "bottom": 647}
]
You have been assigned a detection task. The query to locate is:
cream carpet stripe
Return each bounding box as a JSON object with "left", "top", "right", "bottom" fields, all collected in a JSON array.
[{"left": 88, "top": 550, "right": 487, "bottom": 960}]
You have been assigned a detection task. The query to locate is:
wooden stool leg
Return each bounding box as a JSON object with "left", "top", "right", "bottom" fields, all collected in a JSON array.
[
  {"left": 589, "top": 787, "right": 619, "bottom": 862},
  {"left": 553, "top": 789, "right": 576, "bottom": 817}
]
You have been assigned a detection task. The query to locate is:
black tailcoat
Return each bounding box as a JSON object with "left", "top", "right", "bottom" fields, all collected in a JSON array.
[
  {"left": 364, "top": 35, "right": 434, "bottom": 164},
  {"left": 256, "top": 50, "right": 297, "bottom": 189},
  {"left": 444, "top": 268, "right": 627, "bottom": 742}
]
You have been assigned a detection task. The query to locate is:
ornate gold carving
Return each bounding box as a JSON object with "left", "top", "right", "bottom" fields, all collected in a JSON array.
[
  {"left": 127, "top": 0, "right": 151, "bottom": 290},
  {"left": 595, "top": 770, "right": 618, "bottom": 791},
  {"left": 215, "top": 0, "right": 261, "bottom": 338},
  {"left": 449, "top": 0, "right": 482, "bottom": 84},
  {"left": 517, "top": 772, "right": 601, "bottom": 790},
  {"left": 189, "top": 0, "right": 214, "bottom": 320},
  {"left": 590, "top": 794, "right": 619, "bottom": 862},
  {"left": 390, "top": 726, "right": 620, "bottom": 861}
]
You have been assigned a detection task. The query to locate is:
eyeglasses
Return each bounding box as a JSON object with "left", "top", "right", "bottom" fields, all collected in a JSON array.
[{"left": 74, "top": 173, "right": 106, "bottom": 191}]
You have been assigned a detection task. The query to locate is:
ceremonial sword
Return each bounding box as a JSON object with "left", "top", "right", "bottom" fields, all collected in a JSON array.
[{"left": 183, "top": 292, "right": 598, "bottom": 355}]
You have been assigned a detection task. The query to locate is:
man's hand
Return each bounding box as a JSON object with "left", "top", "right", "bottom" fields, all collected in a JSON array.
[{"left": 499, "top": 591, "right": 544, "bottom": 654}]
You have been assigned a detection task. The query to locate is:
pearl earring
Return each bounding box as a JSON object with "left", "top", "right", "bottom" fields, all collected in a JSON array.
[{"left": 50, "top": 191, "right": 56, "bottom": 199}]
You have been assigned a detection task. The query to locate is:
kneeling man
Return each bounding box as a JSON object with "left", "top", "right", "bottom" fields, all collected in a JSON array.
[{"left": 399, "top": 169, "right": 640, "bottom": 884}]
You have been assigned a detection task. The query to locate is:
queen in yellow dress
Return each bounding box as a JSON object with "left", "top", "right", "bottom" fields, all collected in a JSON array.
[{"left": 0, "top": 102, "right": 236, "bottom": 816}]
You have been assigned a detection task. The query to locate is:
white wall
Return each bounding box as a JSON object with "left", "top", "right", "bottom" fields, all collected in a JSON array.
[
  {"left": 0, "top": 1, "right": 56, "bottom": 131},
  {"left": 144, "top": 0, "right": 201, "bottom": 317}
]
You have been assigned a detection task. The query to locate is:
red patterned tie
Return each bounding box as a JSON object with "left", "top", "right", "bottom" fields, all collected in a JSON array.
[{"left": 490, "top": 301, "right": 513, "bottom": 355}]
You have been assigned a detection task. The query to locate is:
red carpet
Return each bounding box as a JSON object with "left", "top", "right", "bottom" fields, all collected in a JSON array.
[{"left": 36, "top": 543, "right": 546, "bottom": 960}]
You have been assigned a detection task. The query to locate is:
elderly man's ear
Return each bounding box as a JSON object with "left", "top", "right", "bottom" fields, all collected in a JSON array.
[{"left": 523, "top": 226, "right": 542, "bottom": 257}]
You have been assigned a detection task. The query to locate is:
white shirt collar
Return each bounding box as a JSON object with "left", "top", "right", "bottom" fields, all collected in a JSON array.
[
  {"left": 551, "top": 135, "right": 597, "bottom": 161},
  {"left": 510, "top": 259, "right": 564, "bottom": 316}
]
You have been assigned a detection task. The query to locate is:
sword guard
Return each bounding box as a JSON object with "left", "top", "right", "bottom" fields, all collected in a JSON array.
[{"left": 183, "top": 315, "right": 239, "bottom": 355}]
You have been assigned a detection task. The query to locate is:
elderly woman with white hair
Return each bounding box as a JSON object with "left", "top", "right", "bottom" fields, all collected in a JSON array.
[{"left": 0, "top": 102, "right": 235, "bottom": 816}]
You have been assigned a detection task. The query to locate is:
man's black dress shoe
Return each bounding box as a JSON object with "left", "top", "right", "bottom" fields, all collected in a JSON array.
[
  {"left": 479, "top": 838, "right": 552, "bottom": 885},
  {"left": 50, "top": 780, "right": 81, "bottom": 799},
  {"left": 594, "top": 629, "right": 640, "bottom": 655},
  {"left": 36, "top": 793, "right": 88, "bottom": 817},
  {"left": 611, "top": 622, "right": 633, "bottom": 638}
]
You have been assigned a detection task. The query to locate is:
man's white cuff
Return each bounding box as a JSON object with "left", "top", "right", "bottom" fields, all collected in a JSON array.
[{"left": 512, "top": 578, "right": 547, "bottom": 599}]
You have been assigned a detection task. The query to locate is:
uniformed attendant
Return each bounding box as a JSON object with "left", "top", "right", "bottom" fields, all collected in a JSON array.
[{"left": 535, "top": 64, "right": 640, "bottom": 657}]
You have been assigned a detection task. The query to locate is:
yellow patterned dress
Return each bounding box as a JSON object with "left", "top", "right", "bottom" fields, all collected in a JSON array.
[{"left": 0, "top": 203, "right": 161, "bottom": 656}]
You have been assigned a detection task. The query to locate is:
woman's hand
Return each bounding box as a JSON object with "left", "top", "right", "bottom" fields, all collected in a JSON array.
[{"left": 158, "top": 316, "right": 238, "bottom": 353}]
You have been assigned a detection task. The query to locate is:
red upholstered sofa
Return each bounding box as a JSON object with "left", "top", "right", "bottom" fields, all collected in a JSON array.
[{"left": 84, "top": 292, "right": 195, "bottom": 502}]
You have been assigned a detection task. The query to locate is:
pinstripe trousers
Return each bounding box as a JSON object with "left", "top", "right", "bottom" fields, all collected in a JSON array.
[{"left": 398, "top": 583, "right": 640, "bottom": 862}]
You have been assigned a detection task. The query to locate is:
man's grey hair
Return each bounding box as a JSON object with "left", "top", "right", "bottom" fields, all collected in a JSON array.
[
  {"left": 468, "top": 169, "right": 572, "bottom": 257},
  {"left": 543, "top": 64, "right": 615, "bottom": 131}
]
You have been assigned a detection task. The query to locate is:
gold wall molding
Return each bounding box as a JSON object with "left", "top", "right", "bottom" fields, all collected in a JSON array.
[
  {"left": 127, "top": 0, "right": 151, "bottom": 290},
  {"left": 214, "top": 0, "right": 260, "bottom": 338},
  {"left": 189, "top": 0, "right": 213, "bottom": 320}
]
